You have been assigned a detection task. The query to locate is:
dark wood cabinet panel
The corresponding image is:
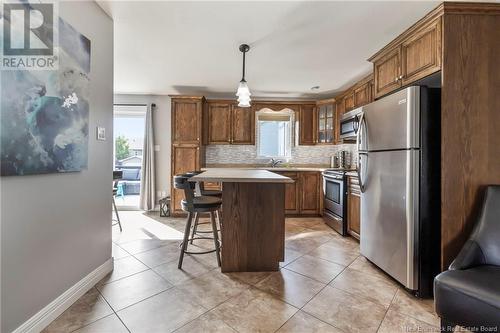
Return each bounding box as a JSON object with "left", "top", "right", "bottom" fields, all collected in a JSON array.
[
  {"left": 299, "top": 104, "right": 316, "bottom": 145},
  {"left": 353, "top": 80, "right": 373, "bottom": 108},
  {"left": 171, "top": 145, "right": 200, "bottom": 215},
  {"left": 208, "top": 103, "right": 232, "bottom": 144},
  {"left": 172, "top": 99, "right": 203, "bottom": 144},
  {"left": 299, "top": 172, "right": 320, "bottom": 214},
  {"left": 231, "top": 105, "right": 254, "bottom": 145},
  {"left": 344, "top": 92, "right": 355, "bottom": 112},
  {"left": 373, "top": 47, "right": 402, "bottom": 99},
  {"left": 401, "top": 17, "right": 442, "bottom": 85},
  {"left": 347, "top": 176, "right": 361, "bottom": 240},
  {"left": 279, "top": 172, "right": 299, "bottom": 214}
]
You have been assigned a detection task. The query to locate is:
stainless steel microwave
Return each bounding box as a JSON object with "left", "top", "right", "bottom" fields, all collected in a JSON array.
[{"left": 340, "top": 107, "right": 363, "bottom": 140}]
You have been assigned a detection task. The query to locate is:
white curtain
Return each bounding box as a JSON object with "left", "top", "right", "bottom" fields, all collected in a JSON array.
[{"left": 139, "top": 104, "right": 156, "bottom": 210}]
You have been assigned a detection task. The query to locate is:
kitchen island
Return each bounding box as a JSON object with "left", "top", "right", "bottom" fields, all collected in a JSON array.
[{"left": 189, "top": 169, "right": 293, "bottom": 272}]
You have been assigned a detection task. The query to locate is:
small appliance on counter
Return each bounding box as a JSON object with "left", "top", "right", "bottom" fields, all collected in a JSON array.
[{"left": 331, "top": 150, "right": 351, "bottom": 169}]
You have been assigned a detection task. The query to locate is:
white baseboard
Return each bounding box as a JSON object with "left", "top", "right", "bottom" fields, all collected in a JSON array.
[{"left": 13, "top": 258, "right": 114, "bottom": 333}]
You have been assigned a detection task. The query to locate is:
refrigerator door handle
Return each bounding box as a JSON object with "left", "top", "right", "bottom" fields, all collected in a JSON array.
[
  {"left": 356, "top": 113, "right": 367, "bottom": 193},
  {"left": 357, "top": 152, "right": 367, "bottom": 193},
  {"left": 355, "top": 112, "right": 365, "bottom": 152}
]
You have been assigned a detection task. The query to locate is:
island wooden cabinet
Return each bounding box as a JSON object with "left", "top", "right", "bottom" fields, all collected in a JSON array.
[
  {"left": 298, "top": 104, "right": 316, "bottom": 145},
  {"left": 347, "top": 175, "right": 361, "bottom": 240},
  {"left": 206, "top": 101, "right": 254, "bottom": 145},
  {"left": 371, "top": 17, "right": 442, "bottom": 99}
]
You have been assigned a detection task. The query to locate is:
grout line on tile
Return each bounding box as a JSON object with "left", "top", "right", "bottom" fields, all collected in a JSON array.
[{"left": 94, "top": 287, "right": 132, "bottom": 333}]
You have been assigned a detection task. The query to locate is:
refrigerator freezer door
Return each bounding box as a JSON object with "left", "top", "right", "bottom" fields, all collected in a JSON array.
[
  {"left": 360, "top": 149, "right": 419, "bottom": 289},
  {"left": 362, "top": 86, "right": 420, "bottom": 151}
]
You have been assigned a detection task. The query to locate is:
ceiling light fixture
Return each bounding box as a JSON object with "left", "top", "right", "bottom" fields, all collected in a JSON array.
[{"left": 236, "top": 44, "right": 251, "bottom": 108}]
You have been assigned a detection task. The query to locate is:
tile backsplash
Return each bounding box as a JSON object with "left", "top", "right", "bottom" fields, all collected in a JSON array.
[{"left": 206, "top": 144, "right": 358, "bottom": 166}]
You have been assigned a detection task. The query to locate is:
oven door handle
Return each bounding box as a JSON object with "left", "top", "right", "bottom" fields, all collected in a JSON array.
[{"left": 321, "top": 173, "right": 343, "bottom": 181}]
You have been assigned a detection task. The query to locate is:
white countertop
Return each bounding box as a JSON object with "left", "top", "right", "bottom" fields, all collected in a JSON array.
[
  {"left": 189, "top": 168, "right": 294, "bottom": 183},
  {"left": 202, "top": 166, "right": 329, "bottom": 172}
]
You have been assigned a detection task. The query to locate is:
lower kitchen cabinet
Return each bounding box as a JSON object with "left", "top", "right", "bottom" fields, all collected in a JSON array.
[
  {"left": 281, "top": 172, "right": 300, "bottom": 214},
  {"left": 171, "top": 144, "right": 202, "bottom": 215},
  {"left": 347, "top": 175, "right": 361, "bottom": 239},
  {"left": 299, "top": 172, "right": 321, "bottom": 215},
  {"left": 275, "top": 171, "right": 321, "bottom": 216}
]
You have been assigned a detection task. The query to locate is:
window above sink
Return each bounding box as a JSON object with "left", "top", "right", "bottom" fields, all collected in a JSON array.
[{"left": 256, "top": 108, "right": 294, "bottom": 159}]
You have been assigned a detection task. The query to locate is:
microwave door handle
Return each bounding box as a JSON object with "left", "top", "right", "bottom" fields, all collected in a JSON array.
[{"left": 353, "top": 115, "right": 359, "bottom": 133}]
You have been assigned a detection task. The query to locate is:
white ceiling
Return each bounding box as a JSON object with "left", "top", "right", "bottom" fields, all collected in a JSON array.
[{"left": 97, "top": 1, "right": 439, "bottom": 99}]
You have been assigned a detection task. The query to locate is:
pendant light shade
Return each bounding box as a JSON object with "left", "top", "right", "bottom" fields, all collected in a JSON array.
[
  {"left": 236, "top": 44, "right": 251, "bottom": 107},
  {"left": 236, "top": 80, "right": 251, "bottom": 107}
]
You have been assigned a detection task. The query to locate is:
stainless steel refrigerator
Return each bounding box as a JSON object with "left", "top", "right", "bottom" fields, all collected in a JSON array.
[{"left": 357, "top": 86, "right": 440, "bottom": 297}]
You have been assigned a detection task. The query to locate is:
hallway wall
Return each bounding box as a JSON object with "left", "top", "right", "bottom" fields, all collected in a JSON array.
[{"left": 0, "top": 2, "right": 114, "bottom": 331}]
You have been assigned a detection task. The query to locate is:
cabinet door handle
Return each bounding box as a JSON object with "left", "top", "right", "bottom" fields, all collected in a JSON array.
[
  {"left": 394, "top": 77, "right": 399, "bottom": 83},
  {"left": 399, "top": 75, "right": 403, "bottom": 80}
]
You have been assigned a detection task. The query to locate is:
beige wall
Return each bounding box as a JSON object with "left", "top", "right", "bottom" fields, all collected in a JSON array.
[
  {"left": 114, "top": 94, "right": 172, "bottom": 201},
  {"left": 1, "top": 2, "right": 114, "bottom": 331}
]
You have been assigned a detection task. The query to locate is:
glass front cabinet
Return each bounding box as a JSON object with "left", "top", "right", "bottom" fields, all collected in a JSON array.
[{"left": 316, "top": 99, "right": 336, "bottom": 144}]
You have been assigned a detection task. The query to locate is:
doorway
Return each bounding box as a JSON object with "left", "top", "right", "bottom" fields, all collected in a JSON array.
[{"left": 113, "top": 104, "right": 147, "bottom": 210}]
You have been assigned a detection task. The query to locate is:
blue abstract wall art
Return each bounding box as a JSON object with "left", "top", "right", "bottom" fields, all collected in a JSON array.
[{"left": 1, "top": 18, "right": 91, "bottom": 176}]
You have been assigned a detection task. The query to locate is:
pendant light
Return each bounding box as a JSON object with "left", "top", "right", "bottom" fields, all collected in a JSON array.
[{"left": 236, "top": 44, "right": 251, "bottom": 107}]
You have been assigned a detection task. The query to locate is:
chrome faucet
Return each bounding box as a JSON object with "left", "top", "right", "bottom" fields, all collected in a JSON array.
[{"left": 269, "top": 158, "right": 283, "bottom": 168}]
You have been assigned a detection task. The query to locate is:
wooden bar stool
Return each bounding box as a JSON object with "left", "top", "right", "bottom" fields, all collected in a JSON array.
[
  {"left": 173, "top": 174, "right": 222, "bottom": 269},
  {"left": 185, "top": 171, "right": 222, "bottom": 244}
]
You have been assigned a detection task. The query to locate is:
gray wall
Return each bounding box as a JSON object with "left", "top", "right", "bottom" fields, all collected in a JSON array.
[
  {"left": 114, "top": 94, "right": 172, "bottom": 200},
  {"left": 0, "top": 2, "right": 113, "bottom": 332}
]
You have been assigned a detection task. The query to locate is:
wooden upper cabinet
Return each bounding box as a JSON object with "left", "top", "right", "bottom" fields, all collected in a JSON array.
[
  {"left": 298, "top": 104, "right": 316, "bottom": 145},
  {"left": 344, "top": 92, "right": 355, "bottom": 112},
  {"left": 401, "top": 17, "right": 442, "bottom": 85},
  {"left": 336, "top": 97, "right": 345, "bottom": 116},
  {"left": 172, "top": 98, "right": 203, "bottom": 144},
  {"left": 373, "top": 47, "right": 402, "bottom": 98},
  {"left": 231, "top": 105, "right": 254, "bottom": 145},
  {"left": 370, "top": 15, "right": 442, "bottom": 99},
  {"left": 208, "top": 102, "right": 231, "bottom": 144},
  {"left": 353, "top": 80, "right": 373, "bottom": 108},
  {"left": 316, "top": 100, "right": 335, "bottom": 145},
  {"left": 299, "top": 172, "right": 320, "bottom": 214},
  {"left": 206, "top": 101, "right": 254, "bottom": 145}
]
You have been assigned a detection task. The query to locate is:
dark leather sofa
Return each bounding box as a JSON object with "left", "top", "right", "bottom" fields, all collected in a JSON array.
[{"left": 434, "top": 185, "right": 500, "bottom": 331}]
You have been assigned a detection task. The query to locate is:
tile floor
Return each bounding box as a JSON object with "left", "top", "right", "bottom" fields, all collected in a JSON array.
[{"left": 44, "top": 212, "right": 442, "bottom": 333}]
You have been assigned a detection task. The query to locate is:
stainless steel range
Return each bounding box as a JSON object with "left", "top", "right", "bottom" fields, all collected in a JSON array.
[{"left": 322, "top": 169, "right": 347, "bottom": 236}]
